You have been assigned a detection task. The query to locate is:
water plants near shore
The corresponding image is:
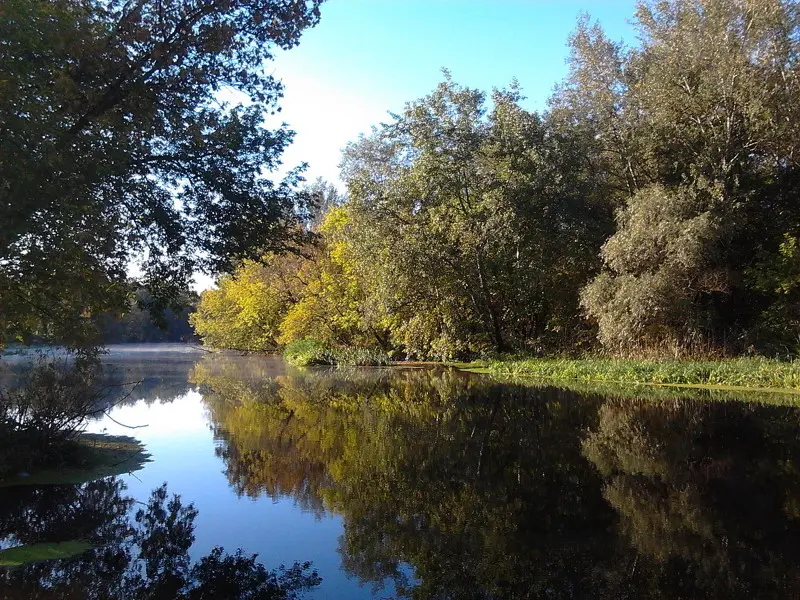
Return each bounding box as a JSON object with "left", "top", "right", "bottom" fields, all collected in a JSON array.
[{"left": 480, "top": 357, "right": 800, "bottom": 391}]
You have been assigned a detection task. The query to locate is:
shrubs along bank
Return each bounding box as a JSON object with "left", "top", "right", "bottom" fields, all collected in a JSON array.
[
  {"left": 482, "top": 357, "right": 800, "bottom": 391},
  {"left": 283, "top": 339, "right": 390, "bottom": 367}
]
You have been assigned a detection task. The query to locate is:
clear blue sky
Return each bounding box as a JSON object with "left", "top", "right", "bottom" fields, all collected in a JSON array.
[{"left": 268, "top": 0, "right": 640, "bottom": 186}]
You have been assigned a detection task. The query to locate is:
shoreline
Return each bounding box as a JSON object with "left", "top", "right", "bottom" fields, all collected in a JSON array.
[{"left": 460, "top": 356, "right": 800, "bottom": 395}]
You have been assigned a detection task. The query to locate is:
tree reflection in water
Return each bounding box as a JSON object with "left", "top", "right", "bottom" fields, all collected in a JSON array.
[
  {"left": 0, "top": 478, "right": 321, "bottom": 599},
  {"left": 193, "top": 357, "right": 800, "bottom": 599}
]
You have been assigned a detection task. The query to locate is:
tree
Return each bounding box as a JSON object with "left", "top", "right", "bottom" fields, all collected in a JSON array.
[
  {"left": 191, "top": 252, "right": 309, "bottom": 352},
  {"left": 340, "top": 75, "right": 610, "bottom": 358},
  {"left": 0, "top": 0, "right": 323, "bottom": 347},
  {"left": 574, "top": 0, "right": 800, "bottom": 355},
  {"left": 303, "top": 177, "right": 344, "bottom": 228},
  {"left": 278, "top": 206, "right": 385, "bottom": 349}
]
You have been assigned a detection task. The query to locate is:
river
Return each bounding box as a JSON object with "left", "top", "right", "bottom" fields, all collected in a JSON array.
[{"left": 3, "top": 344, "right": 800, "bottom": 599}]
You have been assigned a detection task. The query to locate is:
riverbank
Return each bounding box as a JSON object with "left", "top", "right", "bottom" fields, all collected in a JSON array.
[
  {"left": 465, "top": 357, "right": 800, "bottom": 392},
  {"left": 0, "top": 433, "right": 149, "bottom": 487}
]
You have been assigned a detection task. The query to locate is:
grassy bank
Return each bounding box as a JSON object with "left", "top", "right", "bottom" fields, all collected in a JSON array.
[
  {"left": 0, "top": 433, "right": 150, "bottom": 487},
  {"left": 478, "top": 357, "right": 800, "bottom": 391}
]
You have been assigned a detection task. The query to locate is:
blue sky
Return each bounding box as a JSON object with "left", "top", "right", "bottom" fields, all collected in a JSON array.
[{"left": 268, "top": 0, "right": 640, "bottom": 187}]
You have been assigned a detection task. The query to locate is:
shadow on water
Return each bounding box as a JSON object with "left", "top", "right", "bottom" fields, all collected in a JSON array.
[
  {"left": 0, "top": 478, "right": 321, "bottom": 599},
  {"left": 192, "top": 356, "right": 800, "bottom": 599}
]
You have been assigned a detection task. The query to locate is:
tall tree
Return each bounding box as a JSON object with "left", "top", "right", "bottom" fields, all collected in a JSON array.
[
  {"left": 574, "top": 0, "right": 800, "bottom": 355},
  {"left": 341, "top": 75, "right": 609, "bottom": 358},
  {"left": 0, "top": 0, "right": 323, "bottom": 347}
]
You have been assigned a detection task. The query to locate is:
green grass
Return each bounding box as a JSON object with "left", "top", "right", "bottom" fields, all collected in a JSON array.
[
  {"left": 0, "top": 541, "right": 93, "bottom": 566},
  {"left": 0, "top": 433, "right": 150, "bottom": 488},
  {"left": 478, "top": 357, "right": 800, "bottom": 392}
]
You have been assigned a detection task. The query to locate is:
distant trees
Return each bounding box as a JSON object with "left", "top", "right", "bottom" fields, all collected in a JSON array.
[
  {"left": 193, "top": 0, "right": 800, "bottom": 360},
  {"left": 96, "top": 289, "right": 198, "bottom": 344}
]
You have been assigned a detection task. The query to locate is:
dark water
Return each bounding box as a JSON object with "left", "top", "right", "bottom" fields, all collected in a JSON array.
[{"left": 3, "top": 345, "right": 800, "bottom": 599}]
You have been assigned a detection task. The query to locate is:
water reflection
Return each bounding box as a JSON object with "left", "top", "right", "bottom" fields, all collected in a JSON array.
[
  {"left": 0, "top": 478, "right": 321, "bottom": 599},
  {"left": 5, "top": 350, "right": 800, "bottom": 598},
  {"left": 193, "top": 358, "right": 800, "bottom": 598}
]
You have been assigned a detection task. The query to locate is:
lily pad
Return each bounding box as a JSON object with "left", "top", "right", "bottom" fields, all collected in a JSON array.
[
  {"left": 0, "top": 433, "right": 150, "bottom": 487},
  {"left": 0, "top": 541, "right": 93, "bottom": 567}
]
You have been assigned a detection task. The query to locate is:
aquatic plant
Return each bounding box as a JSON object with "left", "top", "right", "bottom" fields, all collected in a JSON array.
[{"left": 485, "top": 357, "right": 800, "bottom": 391}]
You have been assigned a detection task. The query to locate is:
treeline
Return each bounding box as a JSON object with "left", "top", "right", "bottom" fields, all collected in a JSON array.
[
  {"left": 95, "top": 290, "right": 198, "bottom": 344},
  {"left": 192, "top": 0, "right": 800, "bottom": 360}
]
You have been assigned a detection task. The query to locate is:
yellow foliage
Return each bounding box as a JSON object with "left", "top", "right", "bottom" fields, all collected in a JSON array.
[{"left": 190, "top": 255, "right": 305, "bottom": 351}]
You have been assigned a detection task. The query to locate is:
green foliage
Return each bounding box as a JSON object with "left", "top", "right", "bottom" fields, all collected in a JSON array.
[
  {"left": 188, "top": 0, "right": 800, "bottom": 360},
  {"left": 486, "top": 356, "right": 800, "bottom": 390},
  {"left": 95, "top": 289, "right": 198, "bottom": 344},
  {"left": 568, "top": 0, "right": 800, "bottom": 355},
  {"left": 191, "top": 254, "right": 310, "bottom": 352},
  {"left": 282, "top": 339, "right": 331, "bottom": 367},
  {"left": 340, "top": 74, "right": 610, "bottom": 358},
  {"left": 0, "top": 0, "right": 322, "bottom": 348},
  {"left": 191, "top": 208, "right": 391, "bottom": 355},
  {"left": 0, "top": 352, "right": 108, "bottom": 477},
  {"left": 329, "top": 346, "right": 390, "bottom": 367},
  {"left": 282, "top": 339, "right": 389, "bottom": 367}
]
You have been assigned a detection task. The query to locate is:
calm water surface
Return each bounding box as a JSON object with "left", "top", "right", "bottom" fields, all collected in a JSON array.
[{"left": 3, "top": 344, "right": 800, "bottom": 599}]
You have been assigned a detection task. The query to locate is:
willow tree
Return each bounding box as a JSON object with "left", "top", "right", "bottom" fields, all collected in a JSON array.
[
  {"left": 573, "top": 0, "right": 800, "bottom": 355},
  {"left": 341, "top": 75, "right": 610, "bottom": 358},
  {"left": 0, "top": 0, "right": 323, "bottom": 347}
]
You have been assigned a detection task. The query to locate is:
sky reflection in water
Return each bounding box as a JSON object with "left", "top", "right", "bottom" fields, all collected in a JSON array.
[{"left": 4, "top": 345, "right": 800, "bottom": 599}]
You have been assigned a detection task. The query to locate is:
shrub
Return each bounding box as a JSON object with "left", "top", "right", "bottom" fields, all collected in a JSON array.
[
  {"left": 282, "top": 339, "right": 331, "bottom": 367},
  {"left": 0, "top": 351, "right": 107, "bottom": 477},
  {"left": 329, "top": 347, "right": 390, "bottom": 367},
  {"left": 282, "top": 340, "right": 390, "bottom": 367}
]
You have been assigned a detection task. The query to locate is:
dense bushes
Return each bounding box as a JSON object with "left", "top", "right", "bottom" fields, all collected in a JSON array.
[{"left": 282, "top": 339, "right": 389, "bottom": 367}]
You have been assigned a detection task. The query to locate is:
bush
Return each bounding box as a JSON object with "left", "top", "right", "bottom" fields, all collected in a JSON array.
[
  {"left": 282, "top": 339, "right": 331, "bottom": 367},
  {"left": 329, "top": 346, "right": 390, "bottom": 367},
  {"left": 282, "top": 340, "right": 390, "bottom": 367},
  {"left": 0, "top": 351, "right": 107, "bottom": 477}
]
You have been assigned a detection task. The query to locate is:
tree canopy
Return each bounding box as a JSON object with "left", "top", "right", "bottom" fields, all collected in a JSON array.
[
  {"left": 193, "top": 0, "right": 800, "bottom": 359},
  {"left": 0, "top": 0, "right": 323, "bottom": 347}
]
